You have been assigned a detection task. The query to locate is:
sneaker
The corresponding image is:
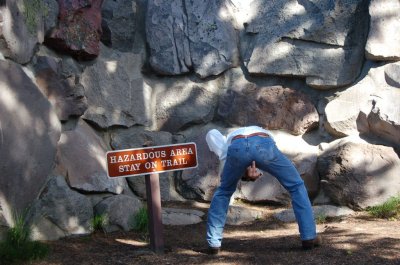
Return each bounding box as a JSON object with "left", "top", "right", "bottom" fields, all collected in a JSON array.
[
  {"left": 207, "top": 246, "right": 221, "bottom": 255},
  {"left": 302, "top": 235, "right": 322, "bottom": 250}
]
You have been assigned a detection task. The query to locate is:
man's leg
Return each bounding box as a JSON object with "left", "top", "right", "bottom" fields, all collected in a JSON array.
[
  {"left": 206, "top": 145, "right": 248, "bottom": 248},
  {"left": 258, "top": 143, "right": 316, "bottom": 241}
]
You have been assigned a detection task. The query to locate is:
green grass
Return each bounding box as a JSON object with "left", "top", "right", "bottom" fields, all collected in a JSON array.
[
  {"left": 0, "top": 213, "right": 49, "bottom": 264},
  {"left": 131, "top": 207, "right": 149, "bottom": 234},
  {"left": 91, "top": 214, "right": 109, "bottom": 233},
  {"left": 315, "top": 213, "right": 327, "bottom": 224},
  {"left": 366, "top": 195, "right": 400, "bottom": 220}
]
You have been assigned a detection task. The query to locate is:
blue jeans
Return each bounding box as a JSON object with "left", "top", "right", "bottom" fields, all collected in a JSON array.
[{"left": 206, "top": 136, "right": 316, "bottom": 247}]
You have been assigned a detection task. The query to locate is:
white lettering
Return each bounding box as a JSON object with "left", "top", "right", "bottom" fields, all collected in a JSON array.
[
  {"left": 144, "top": 161, "right": 158, "bottom": 169},
  {"left": 145, "top": 162, "right": 151, "bottom": 169},
  {"left": 118, "top": 163, "right": 141, "bottom": 172}
]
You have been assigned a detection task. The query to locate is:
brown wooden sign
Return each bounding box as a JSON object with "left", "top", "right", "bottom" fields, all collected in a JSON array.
[{"left": 106, "top": 142, "right": 198, "bottom": 178}]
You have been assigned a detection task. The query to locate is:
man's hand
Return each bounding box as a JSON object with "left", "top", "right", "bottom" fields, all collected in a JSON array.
[{"left": 241, "top": 161, "right": 263, "bottom": 182}]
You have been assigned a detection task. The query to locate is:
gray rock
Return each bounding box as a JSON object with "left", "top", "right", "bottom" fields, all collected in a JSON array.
[
  {"left": 236, "top": 174, "right": 290, "bottom": 205},
  {"left": 185, "top": 0, "right": 239, "bottom": 78},
  {"left": 226, "top": 205, "right": 263, "bottom": 225},
  {"left": 59, "top": 56, "right": 84, "bottom": 79},
  {"left": 242, "top": 0, "right": 369, "bottom": 89},
  {"left": 146, "top": 0, "right": 191, "bottom": 75},
  {"left": 57, "top": 119, "right": 127, "bottom": 194},
  {"left": 110, "top": 126, "right": 173, "bottom": 150},
  {"left": 43, "top": 0, "right": 59, "bottom": 35},
  {"left": 150, "top": 76, "right": 219, "bottom": 132},
  {"left": 218, "top": 85, "right": 319, "bottom": 135},
  {"left": 34, "top": 56, "right": 87, "bottom": 121},
  {"left": 0, "top": 60, "right": 60, "bottom": 226},
  {"left": 312, "top": 190, "right": 333, "bottom": 206},
  {"left": 273, "top": 131, "right": 319, "bottom": 198},
  {"left": 101, "top": 0, "right": 137, "bottom": 52},
  {"left": 385, "top": 62, "right": 400, "bottom": 88},
  {"left": 274, "top": 205, "right": 354, "bottom": 223},
  {"left": 162, "top": 207, "right": 204, "bottom": 225},
  {"left": 325, "top": 62, "right": 400, "bottom": 146},
  {"left": 94, "top": 194, "right": 143, "bottom": 232},
  {"left": 81, "top": 45, "right": 151, "bottom": 128},
  {"left": 28, "top": 176, "right": 93, "bottom": 240},
  {"left": 317, "top": 136, "right": 400, "bottom": 209},
  {"left": 146, "top": 0, "right": 239, "bottom": 78},
  {"left": 0, "top": 0, "right": 45, "bottom": 63},
  {"left": 365, "top": 0, "right": 400, "bottom": 61}
]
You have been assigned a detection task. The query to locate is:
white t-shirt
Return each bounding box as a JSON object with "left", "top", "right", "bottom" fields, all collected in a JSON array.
[{"left": 205, "top": 126, "right": 272, "bottom": 161}]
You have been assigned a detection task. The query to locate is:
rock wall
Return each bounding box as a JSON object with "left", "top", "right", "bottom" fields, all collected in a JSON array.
[{"left": 0, "top": 0, "right": 399, "bottom": 240}]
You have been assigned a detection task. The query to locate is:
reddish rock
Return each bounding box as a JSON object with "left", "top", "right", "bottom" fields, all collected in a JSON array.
[
  {"left": 218, "top": 85, "right": 319, "bottom": 135},
  {"left": 45, "top": 0, "right": 103, "bottom": 60}
]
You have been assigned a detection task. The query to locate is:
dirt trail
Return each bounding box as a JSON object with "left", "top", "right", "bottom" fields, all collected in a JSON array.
[{"left": 28, "top": 205, "right": 400, "bottom": 265}]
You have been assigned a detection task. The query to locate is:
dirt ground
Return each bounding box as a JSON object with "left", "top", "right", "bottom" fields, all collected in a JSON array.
[{"left": 27, "top": 202, "right": 400, "bottom": 265}]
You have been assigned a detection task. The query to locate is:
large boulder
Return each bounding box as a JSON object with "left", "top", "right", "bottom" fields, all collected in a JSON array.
[
  {"left": 0, "top": 60, "right": 61, "bottom": 226},
  {"left": 28, "top": 176, "right": 93, "bottom": 240},
  {"left": 56, "top": 119, "right": 127, "bottom": 194},
  {"left": 365, "top": 0, "right": 400, "bottom": 61},
  {"left": 218, "top": 85, "right": 319, "bottom": 135},
  {"left": 80, "top": 45, "right": 151, "bottom": 128},
  {"left": 317, "top": 136, "right": 400, "bottom": 209},
  {"left": 325, "top": 62, "right": 400, "bottom": 146},
  {"left": 242, "top": 0, "right": 369, "bottom": 89},
  {"left": 0, "top": 0, "right": 47, "bottom": 64},
  {"left": 146, "top": 0, "right": 239, "bottom": 78},
  {"left": 45, "top": 0, "right": 103, "bottom": 60}
]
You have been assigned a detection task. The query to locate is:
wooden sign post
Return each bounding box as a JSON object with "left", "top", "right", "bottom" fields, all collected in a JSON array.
[{"left": 106, "top": 143, "right": 198, "bottom": 254}]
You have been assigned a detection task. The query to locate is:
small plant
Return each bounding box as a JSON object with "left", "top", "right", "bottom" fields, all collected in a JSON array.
[
  {"left": 366, "top": 195, "right": 400, "bottom": 220},
  {"left": 91, "top": 214, "right": 108, "bottom": 233},
  {"left": 0, "top": 212, "right": 49, "bottom": 264},
  {"left": 131, "top": 207, "right": 149, "bottom": 234},
  {"left": 315, "top": 213, "right": 327, "bottom": 224}
]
